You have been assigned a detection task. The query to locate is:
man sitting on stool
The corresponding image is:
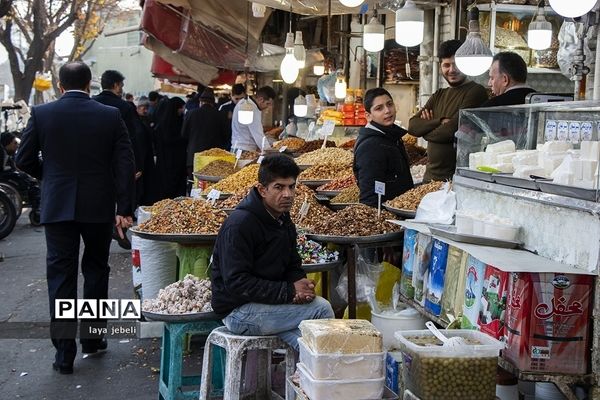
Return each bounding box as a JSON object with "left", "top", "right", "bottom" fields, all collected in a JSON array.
[{"left": 210, "top": 153, "right": 334, "bottom": 352}]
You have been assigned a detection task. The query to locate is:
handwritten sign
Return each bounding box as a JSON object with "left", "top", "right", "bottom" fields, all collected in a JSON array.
[
  {"left": 298, "top": 195, "right": 310, "bottom": 223},
  {"left": 261, "top": 136, "right": 267, "bottom": 154},
  {"left": 321, "top": 120, "right": 336, "bottom": 149},
  {"left": 234, "top": 148, "right": 243, "bottom": 169},
  {"left": 557, "top": 121, "right": 569, "bottom": 141},
  {"left": 568, "top": 121, "right": 581, "bottom": 144},
  {"left": 206, "top": 189, "right": 221, "bottom": 205},
  {"left": 544, "top": 120, "right": 557, "bottom": 141},
  {"left": 375, "top": 181, "right": 385, "bottom": 217},
  {"left": 581, "top": 122, "right": 593, "bottom": 141},
  {"left": 257, "top": 155, "right": 264, "bottom": 164}
]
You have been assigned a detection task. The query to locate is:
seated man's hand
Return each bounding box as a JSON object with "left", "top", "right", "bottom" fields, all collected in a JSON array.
[{"left": 293, "top": 278, "right": 316, "bottom": 304}]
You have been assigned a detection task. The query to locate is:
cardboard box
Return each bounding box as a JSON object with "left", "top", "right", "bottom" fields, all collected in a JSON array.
[
  {"left": 504, "top": 272, "right": 592, "bottom": 375},
  {"left": 478, "top": 265, "right": 509, "bottom": 340},
  {"left": 425, "top": 239, "right": 449, "bottom": 316},
  {"left": 385, "top": 351, "right": 402, "bottom": 395},
  {"left": 461, "top": 255, "right": 487, "bottom": 330}
]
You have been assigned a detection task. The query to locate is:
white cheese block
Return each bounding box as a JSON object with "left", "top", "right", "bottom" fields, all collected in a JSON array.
[
  {"left": 299, "top": 319, "right": 383, "bottom": 354},
  {"left": 553, "top": 171, "right": 574, "bottom": 186},
  {"left": 542, "top": 141, "right": 572, "bottom": 153},
  {"left": 490, "top": 163, "right": 514, "bottom": 173},
  {"left": 469, "top": 152, "right": 485, "bottom": 169},
  {"left": 481, "top": 152, "right": 497, "bottom": 166},
  {"left": 542, "top": 156, "right": 564, "bottom": 176},
  {"left": 571, "top": 160, "right": 584, "bottom": 180},
  {"left": 513, "top": 165, "right": 546, "bottom": 179},
  {"left": 582, "top": 160, "right": 598, "bottom": 180},
  {"left": 496, "top": 152, "right": 518, "bottom": 164},
  {"left": 513, "top": 151, "right": 539, "bottom": 167},
  {"left": 486, "top": 140, "right": 516, "bottom": 154},
  {"left": 580, "top": 141, "right": 600, "bottom": 162}
]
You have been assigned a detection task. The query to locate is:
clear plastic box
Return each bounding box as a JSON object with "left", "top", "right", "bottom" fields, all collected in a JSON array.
[
  {"left": 298, "top": 338, "right": 385, "bottom": 380},
  {"left": 297, "top": 362, "right": 385, "bottom": 400},
  {"left": 394, "top": 329, "right": 504, "bottom": 400}
]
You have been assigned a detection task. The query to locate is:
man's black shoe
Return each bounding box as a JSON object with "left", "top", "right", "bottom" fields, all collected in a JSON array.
[
  {"left": 82, "top": 338, "right": 108, "bottom": 355},
  {"left": 52, "top": 362, "right": 74, "bottom": 374},
  {"left": 112, "top": 227, "right": 131, "bottom": 250}
]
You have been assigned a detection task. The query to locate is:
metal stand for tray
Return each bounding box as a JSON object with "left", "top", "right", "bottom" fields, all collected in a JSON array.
[{"left": 305, "top": 233, "right": 403, "bottom": 319}]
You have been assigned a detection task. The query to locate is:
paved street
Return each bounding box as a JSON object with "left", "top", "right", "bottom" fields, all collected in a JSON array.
[{"left": 0, "top": 211, "right": 197, "bottom": 400}]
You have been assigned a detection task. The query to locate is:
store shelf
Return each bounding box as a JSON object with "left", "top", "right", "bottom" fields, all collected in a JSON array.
[
  {"left": 399, "top": 295, "right": 450, "bottom": 328},
  {"left": 498, "top": 357, "right": 593, "bottom": 400},
  {"left": 527, "top": 67, "right": 562, "bottom": 74},
  {"left": 477, "top": 3, "right": 556, "bottom": 14}
]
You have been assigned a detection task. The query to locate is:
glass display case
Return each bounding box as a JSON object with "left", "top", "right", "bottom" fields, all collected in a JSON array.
[{"left": 456, "top": 101, "right": 600, "bottom": 202}]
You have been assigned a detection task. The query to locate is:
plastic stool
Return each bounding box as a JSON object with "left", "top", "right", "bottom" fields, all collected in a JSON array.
[
  {"left": 199, "top": 326, "right": 295, "bottom": 400},
  {"left": 158, "top": 320, "right": 223, "bottom": 400}
]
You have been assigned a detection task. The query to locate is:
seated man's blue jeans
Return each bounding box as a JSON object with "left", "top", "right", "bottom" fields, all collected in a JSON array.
[{"left": 223, "top": 297, "right": 335, "bottom": 352}]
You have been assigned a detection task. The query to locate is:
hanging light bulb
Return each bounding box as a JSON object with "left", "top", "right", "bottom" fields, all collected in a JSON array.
[
  {"left": 363, "top": 15, "right": 385, "bottom": 53},
  {"left": 313, "top": 62, "right": 325, "bottom": 75},
  {"left": 548, "top": 0, "right": 596, "bottom": 18},
  {"left": 280, "top": 32, "right": 299, "bottom": 84},
  {"left": 335, "top": 74, "right": 347, "bottom": 99},
  {"left": 294, "top": 31, "right": 306, "bottom": 68},
  {"left": 339, "top": 0, "right": 364, "bottom": 7},
  {"left": 238, "top": 98, "right": 254, "bottom": 125},
  {"left": 454, "top": 7, "right": 493, "bottom": 76},
  {"left": 294, "top": 95, "right": 308, "bottom": 117},
  {"left": 395, "top": 1, "right": 424, "bottom": 47},
  {"left": 528, "top": 4, "right": 552, "bottom": 50}
]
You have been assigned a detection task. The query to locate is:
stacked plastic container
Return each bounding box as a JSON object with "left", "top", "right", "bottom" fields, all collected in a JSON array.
[{"left": 297, "top": 319, "right": 385, "bottom": 400}]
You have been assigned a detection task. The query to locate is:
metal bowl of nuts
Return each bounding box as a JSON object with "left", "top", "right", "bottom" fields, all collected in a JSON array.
[
  {"left": 142, "top": 310, "right": 221, "bottom": 322},
  {"left": 299, "top": 179, "right": 332, "bottom": 188},
  {"left": 130, "top": 228, "right": 219, "bottom": 244},
  {"left": 306, "top": 231, "right": 403, "bottom": 245},
  {"left": 383, "top": 204, "right": 417, "bottom": 219}
]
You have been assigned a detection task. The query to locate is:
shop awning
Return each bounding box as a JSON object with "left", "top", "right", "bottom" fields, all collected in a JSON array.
[{"left": 150, "top": 54, "right": 199, "bottom": 84}]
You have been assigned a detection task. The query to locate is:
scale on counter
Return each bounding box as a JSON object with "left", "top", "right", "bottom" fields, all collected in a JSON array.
[{"left": 526, "top": 93, "right": 574, "bottom": 104}]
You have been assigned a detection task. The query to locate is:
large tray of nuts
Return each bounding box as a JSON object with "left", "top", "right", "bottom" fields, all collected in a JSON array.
[
  {"left": 193, "top": 173, "right": 225, "bottom": 183},
  {"left": 306, "top": 231, "right": 403, "bottom": 245},
  {"left": 315, "top": 190, "right": 342, "bottom": 197},
  {"left": 130, "top": 228, "right": 219, "bottom": 244},
  {"left": 327, "top": 202, "right": 359, "bottom": 211},
  {"left": 299, "top": 179, "right": 332, "bottom": 188},
  {"left": 383, "top": 204, "right": 417, "bottom": 219},
  {"left": 143, "top": 310, "right": 220, "bottom": 322}
]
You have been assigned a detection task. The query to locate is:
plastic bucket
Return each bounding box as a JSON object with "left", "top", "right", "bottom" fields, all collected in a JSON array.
[{"left": 371, "top": 307, "right": 426, "bottom": 350}]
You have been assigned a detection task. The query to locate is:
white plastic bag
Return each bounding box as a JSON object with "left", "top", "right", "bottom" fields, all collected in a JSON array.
[{"left": 414, "top": 182, "right": 456, "bottom": 224}]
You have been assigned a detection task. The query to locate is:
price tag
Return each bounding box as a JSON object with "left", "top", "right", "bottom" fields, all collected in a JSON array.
[
  {"left": 261, "top": 136, "right": 267, "bottom": 153},
  {"left": 569, "top": 121, "right": 581, "bottom": 144},
  {"left": 207, "top": 189, "right": 221, "bottom": 205},
  {"left": 544, "top": 120, "right": 557, "bottom": 141},
  {"left": 557, "top": 121, "right": 569, "bottom": 141},
  {"left": 374, "top": 181, "right": 386, "bottom": 196},
  {"left": 581, "top": 122, "right": 593, "bottom": 141},
  {"left": 321, "top": 120, "right": 336, "bottom": 149},
  {"left": 233, "top": 141, "right": 238, "bottom": 151},
  {"left": 279, "top": 146, "right": 288, "bottom": 153},
  {"left": 375, "top": 181, "right": 385, "bottom": 217},
  {"left": 257, "top": 155, "right": 264, "bottom": 164},
  {"left": 190, "top": 188, "right": 202, "bottom": 199},
  {"left": 234, "top": 148, "right": 243, "bottom": 169},
  {"left": 299, "top": 195, "right": 310, "bottom": 222}
]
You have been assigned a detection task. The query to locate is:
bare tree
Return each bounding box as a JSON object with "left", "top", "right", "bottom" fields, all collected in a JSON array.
[{"left": 0, "top": 0, "right": 78, "bottom": 102}]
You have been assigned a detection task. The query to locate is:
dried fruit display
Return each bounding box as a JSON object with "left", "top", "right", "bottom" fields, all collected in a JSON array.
[
  {"left": 214, "top": 187, "right": 252, "bottom": 210},
  {"left": 196, "top": 160, "right": 238, "bottom": 177},
  {"left": 299, "top": 163, "right": 353, "bottom": 181},
  {"left": 316, "top": 175, "right": 356, "bottom": 191},
  {"left": 295, "top": 148, "right": 353, "bottom": 166},
  {"left": 273, "top": 137, "right": 306, "bottom": 152},
  {"left": 330, "top": 185, "right": 360, "bottom": 204},
  {"left": 202, "top": 164, "right": 260, "bottom": 194},
  {"left": 405, "top": 142, "right": 428, "bottom": 165},
  {"left": 296, "top": 140, "right": 336, "bottom": 154},
  {"left": 339, "top": 138, "right": 356, "bottom": 150},
  {"left": 197, "top": 148, "right": 234, "bottom": 157},
  {"left": 240, "top": 150, "right": 261, "bottom": 160},
  {"left": 310, "top": 204, "right": 399, "bottom": 236},
  {"left": 138, "top": 198, "right": 227, "bottom": 234},
  {"left": 385, "top": 181, "right": 444, "bottom": 211},
  {"left": 149, "top": 199, "right": 176, "bottom": 215},
  {"left": 142, "top": 274, "right": 213, "bottom": 313},
  {"left": 291, "top": 184, "right": 334, "bottom": 230}
]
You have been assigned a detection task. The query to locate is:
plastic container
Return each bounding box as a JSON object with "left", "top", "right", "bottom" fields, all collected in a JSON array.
[
  {"left": 455, "top": 212, "right": 474, "bottom": 234},
  {"left": 370, "top": 307, "right": 427, "bottom": 350},
  {"left": 483, "top": 220, "right": 519, "bottom": 241},
  {"left": 297, "top": 362, "right": 385, "bottom": 400},
  {"left": 395, "top": 329, "right": 504, "bottom": 400},
  {"left": 298, "top": 338, "right": 384, "bottom": 380}
]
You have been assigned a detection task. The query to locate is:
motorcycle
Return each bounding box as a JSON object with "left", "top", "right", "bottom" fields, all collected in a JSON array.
[
  {"left": 0, "top": 170, "right": 41, "bottom": 226},
  {"left": 0, "top": 185, "right": 17, "bottom": 239}
]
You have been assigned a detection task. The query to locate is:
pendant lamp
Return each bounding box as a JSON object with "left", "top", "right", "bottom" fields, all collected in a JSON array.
[
  {"left": 340, "top": 0, "right": 364, "bottom": 7},
  {"left": 454, "top": 7, "right": 493, "bottom": 76},
  {"left": 294, "top": 95, "right": 308, "bottom": 117},
  {"left": 364, "top": 15, "right": 385, "bottom": 52},
  {"left": 238, "top": 98, "right": 254, "bottom": 125},
  {"left": 395, "top": 1, "right": 424, "bottom": 48},
  {"left": 528, "top": 4, "right": 552, "bottom": 50},
  {"left": 294, "top": 31, "right": 306, "bottom": 68},
  {"left": 548, "top": 0, "right": 596, "bottom": 18},
  {"left": 280, "top": 32, "right": 299, "bottom": 83},
  {"left": 335, "top": 74, "right": 347, "bottom": 99}
]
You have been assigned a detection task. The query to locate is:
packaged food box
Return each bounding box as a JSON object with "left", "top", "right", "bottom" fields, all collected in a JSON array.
[
  {"left": 385, "top": 351, "right": 402, "bottom": 395},
  {"left": 425, "top": 239, "right": 449, "bottom": 316},
  {"left": 440, "top": 246, "right": 467, "bottom": 324},
  {"left": 395, "top": 329, "right": 503, "bottom": 400},
  {"left": 299, "top": 319, "right": 383, "bottom": 354},
  {"left": 478, "top": 265, "right": 509, "bottom": 340},
  {"left": 412, "top": 233, "right": 432, "bottom": 306},
  {"left": 297, "top": 362, "right": 385, "bottom": 400},
  {"left": 400, "top": 229, "right": 418, "bottom": 299},
  {"left": 461, "top": 255, "right": 487, "bottom": 330},
  {"left": 298, "top": 338, "right": 384, "bottom": 380},
  {"left": 504, "top": 272, "right": 592, "bottom": 375}
]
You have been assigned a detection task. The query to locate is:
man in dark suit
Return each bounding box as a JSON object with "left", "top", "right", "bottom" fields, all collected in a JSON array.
[
  {"left": 483, "top": 52, "right": 536, "bottom": 107},
  {"left": 93, "top": 70, "right": 140, "bottom": 249},
  {"left": 181, "top": 88, "right": 230, "bottom": 176},
  {"left": 15, "top": 61, "right": 135, "bottom": 375}
]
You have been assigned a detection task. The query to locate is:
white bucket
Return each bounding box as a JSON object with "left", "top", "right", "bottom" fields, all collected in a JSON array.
[{"left": 371, "top": 306, "right": 427, "bottom": 350}]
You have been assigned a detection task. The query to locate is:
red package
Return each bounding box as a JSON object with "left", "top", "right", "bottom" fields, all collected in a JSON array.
[
  {"left": 343, "top": 118, "right": 355, "bottom": 126},
  {"left": 342, "top": 104, "right": 354, "bottom": 112},
  {"left": 355, "top": 118, "right": 368, "bottom": 126},
  {"left": 478, "top": 266, "right": 509, "bottom": 340},
  {"left": 504, "top": 272, "right": 592, "bottom": 375}
]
